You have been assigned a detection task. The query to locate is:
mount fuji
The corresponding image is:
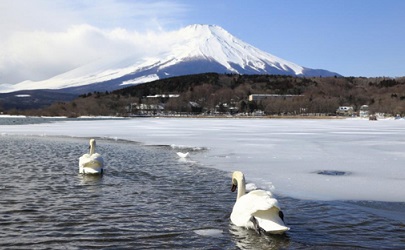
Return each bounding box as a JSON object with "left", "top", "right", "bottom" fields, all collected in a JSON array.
[{"left": 0, "top": 24, "right": 339, "bottom": 94}]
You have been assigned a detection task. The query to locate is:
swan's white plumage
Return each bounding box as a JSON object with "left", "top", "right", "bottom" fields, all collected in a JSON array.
[
  {"left": 79, "top": 139, "right": 104, "bottom": 174},
  {"left": 230, "top": 171, "right": 289, "bottom": 234}
]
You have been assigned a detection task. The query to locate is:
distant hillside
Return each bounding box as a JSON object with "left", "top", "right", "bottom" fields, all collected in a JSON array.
[
  {"left": 0, "top": 90, "right": 77, "bottom": 111},
  {"left": 4, "top": 73, "right": 405, "bottom": 117}
]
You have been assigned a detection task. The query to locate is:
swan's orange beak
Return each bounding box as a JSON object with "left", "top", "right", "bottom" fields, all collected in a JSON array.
[{"left": 231, "top": 184, "right": 237, "bottom": 192}]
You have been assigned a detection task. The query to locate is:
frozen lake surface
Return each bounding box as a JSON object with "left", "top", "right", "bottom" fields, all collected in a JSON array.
[
  {"left": 1, "top": 117, "right": 405, "bottom": 248},
  {"left": 2, "top": 117, "right": 405, "bottom": 202}
]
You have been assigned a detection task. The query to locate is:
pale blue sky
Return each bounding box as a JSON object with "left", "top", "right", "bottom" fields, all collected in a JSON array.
[
  {"left": 172, "top": 0, "right": 405, "bottom": 77},
  {"left": 1, "top": 0, "right": 404, "bottom": 84}
]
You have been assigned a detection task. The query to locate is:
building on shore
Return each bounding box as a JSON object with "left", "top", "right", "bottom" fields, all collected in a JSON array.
[{"left": 336, "top": 106, "right": 354, "bottom": 116}]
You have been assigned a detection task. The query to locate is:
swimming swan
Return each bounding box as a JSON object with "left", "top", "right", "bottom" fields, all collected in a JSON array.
[
  {"left": 230, "top": 171, "right": 289, "bottom": 234},
  {"left": 79, "top": 139, "right": 104, "bottom": 174}
]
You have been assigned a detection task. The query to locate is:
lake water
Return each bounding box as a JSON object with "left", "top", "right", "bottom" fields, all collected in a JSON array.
[{"left": 1, "top": 134, "right": 405, "bottom": 249}]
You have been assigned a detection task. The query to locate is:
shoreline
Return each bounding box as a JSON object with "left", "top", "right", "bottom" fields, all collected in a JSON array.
[
  {"left": 1, "top": 114, "right": 388, "bottom": 121},
  {"left": 128, "top": 114, "right": 347, "bottom": 119}
]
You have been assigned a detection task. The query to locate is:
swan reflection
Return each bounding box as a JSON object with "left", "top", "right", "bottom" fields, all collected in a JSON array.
[{"left": 229, "top": 223, "right": 290, "bottom": 249}]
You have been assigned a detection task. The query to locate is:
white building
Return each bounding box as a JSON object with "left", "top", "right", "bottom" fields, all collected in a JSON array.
[
  {"left": 359, "top": 105, "right": 369, "bottom": 117},
  {"left": 336, "top": 106, "right": 354, "bottom": 116}
]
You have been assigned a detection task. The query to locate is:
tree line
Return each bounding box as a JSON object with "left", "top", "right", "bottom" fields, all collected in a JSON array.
[{"left": 7, "top": 73, "right": 405, "bottom": 117}]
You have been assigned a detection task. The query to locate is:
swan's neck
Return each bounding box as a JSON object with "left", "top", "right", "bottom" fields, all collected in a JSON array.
[
  {"left": 236, "top": 176, "right": 246, "bottom": 200},
  {"left": 89, "top": 143, "right": 95, "bottom": 155}
]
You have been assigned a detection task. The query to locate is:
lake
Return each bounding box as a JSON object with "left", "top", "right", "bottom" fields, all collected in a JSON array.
[{"left": 1, "top": 132, "right": 404, "bottom": 249}]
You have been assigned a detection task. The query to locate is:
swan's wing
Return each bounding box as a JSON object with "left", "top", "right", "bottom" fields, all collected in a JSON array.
[
  {"left": 231, "top": 190, "right": 288, "bottom": 233},
  {"left": 80, "top": 153, "right": 104, "bottom": 168},
  {"left": 231, "top": 190, "right": 277, "bottom": 225},
  {"left": 246, "top": 190, "right": 281, "bottom": 210},
  {"left": 254, "top": 208, "right": 289, "bottom": 233},
  {"left": 79, "top": 154, "right": 90, "bottom": 166},
  {"left": 79, "top": 153, "right": 90, "bottom": 159},
  {"left": 248, "top": 190, "right": 289, "bottom": 233},
  {"left": 231, "top": 202, "right": 254, "bottom": 228},
  {"left": 92, "top": 153, "right": 104, "bottom": 163}
]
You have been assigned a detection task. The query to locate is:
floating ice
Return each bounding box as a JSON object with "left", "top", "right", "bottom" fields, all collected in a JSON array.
[{"left": 193, "top": 229, "right": 223, "bottom": 237}]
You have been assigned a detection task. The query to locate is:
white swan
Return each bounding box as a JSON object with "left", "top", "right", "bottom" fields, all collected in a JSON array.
[
  {"left": 79, "top": 139, "right": 104, "bottom": 174},
  {"left": 230, "top": 171, "right": 289, "bottom": 234},
  {"left": 176, "top": 152, "right": 189, "bottom": 158}
]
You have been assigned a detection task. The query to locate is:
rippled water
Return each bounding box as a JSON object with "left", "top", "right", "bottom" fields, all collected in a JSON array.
[{"left": 1, "top": 135, "right": 404, "bottom": 249}]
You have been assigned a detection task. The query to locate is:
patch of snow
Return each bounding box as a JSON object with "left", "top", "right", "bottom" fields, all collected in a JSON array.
[
  {"left": 121, "top": 74, "right": 159, "bottom": 85},
  {"left": 40, "top": 116, "right": 68, "bottom": 119},
  {"left": 0, "top": 115, "right": 27, "bottom": 118},
  {"left": 76, "top": 116, "right": 126, "bottom": 119}
]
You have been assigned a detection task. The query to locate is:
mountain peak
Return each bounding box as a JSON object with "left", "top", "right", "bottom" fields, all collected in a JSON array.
[
  {"left": 0, "top": 24, "right": 339, "bottom": 94},
  {"left": 179, "top": 24, "right": 234, "bottom": 44},
  {"left": 176, "top": 24, "right": 230, "bottom": 47},
  {"left": 174, "top": 24, "right": 305, "bottom": 75},
  {"left": 182, "top": 24, "right": 223, "bottom": 32}
]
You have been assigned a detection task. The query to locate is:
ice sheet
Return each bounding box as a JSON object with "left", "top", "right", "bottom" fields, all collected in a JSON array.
[{"left": 1, "top": 117, "right": 405, "bottom": 202}]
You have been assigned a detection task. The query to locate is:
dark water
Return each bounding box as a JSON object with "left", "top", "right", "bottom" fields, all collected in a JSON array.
[
  {"left": 0, "top": 116, "right": 127, "bottom": 125},
  {"left": 1, "top": 136, "right": 404, "bottom": 249}
]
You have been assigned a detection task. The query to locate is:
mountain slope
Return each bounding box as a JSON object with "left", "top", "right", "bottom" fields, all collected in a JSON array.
[{"left": 0, "top": 24, "right": 339, "bottom": 94}]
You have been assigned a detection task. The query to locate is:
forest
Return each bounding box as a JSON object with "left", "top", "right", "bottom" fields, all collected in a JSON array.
[{"left": 5, "top": 73, "right": 405, "bottom": 117}]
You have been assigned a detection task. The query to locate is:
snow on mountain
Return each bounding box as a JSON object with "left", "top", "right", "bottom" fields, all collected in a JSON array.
[
  {"left": 121, "top": 74, "right": 159, "bottom": 85},
  {"left": 0, "top": 24, "right": 339, "bottom": 94},
  {"left": 171, "top": 24, "right": 304, "bottom": 74}
]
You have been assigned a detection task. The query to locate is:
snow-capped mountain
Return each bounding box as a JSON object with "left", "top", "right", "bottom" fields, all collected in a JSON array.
[{"left": 0, "top": 24, "right": 339, "bottom": 94}]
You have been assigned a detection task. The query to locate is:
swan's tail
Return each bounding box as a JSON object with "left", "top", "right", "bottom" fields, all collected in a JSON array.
[
  {"left": 253, "top": 207, "right": 289, "bottom": 234},
  {"left": 79, "top": 156, "right": 104, "bottom": 174}
]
